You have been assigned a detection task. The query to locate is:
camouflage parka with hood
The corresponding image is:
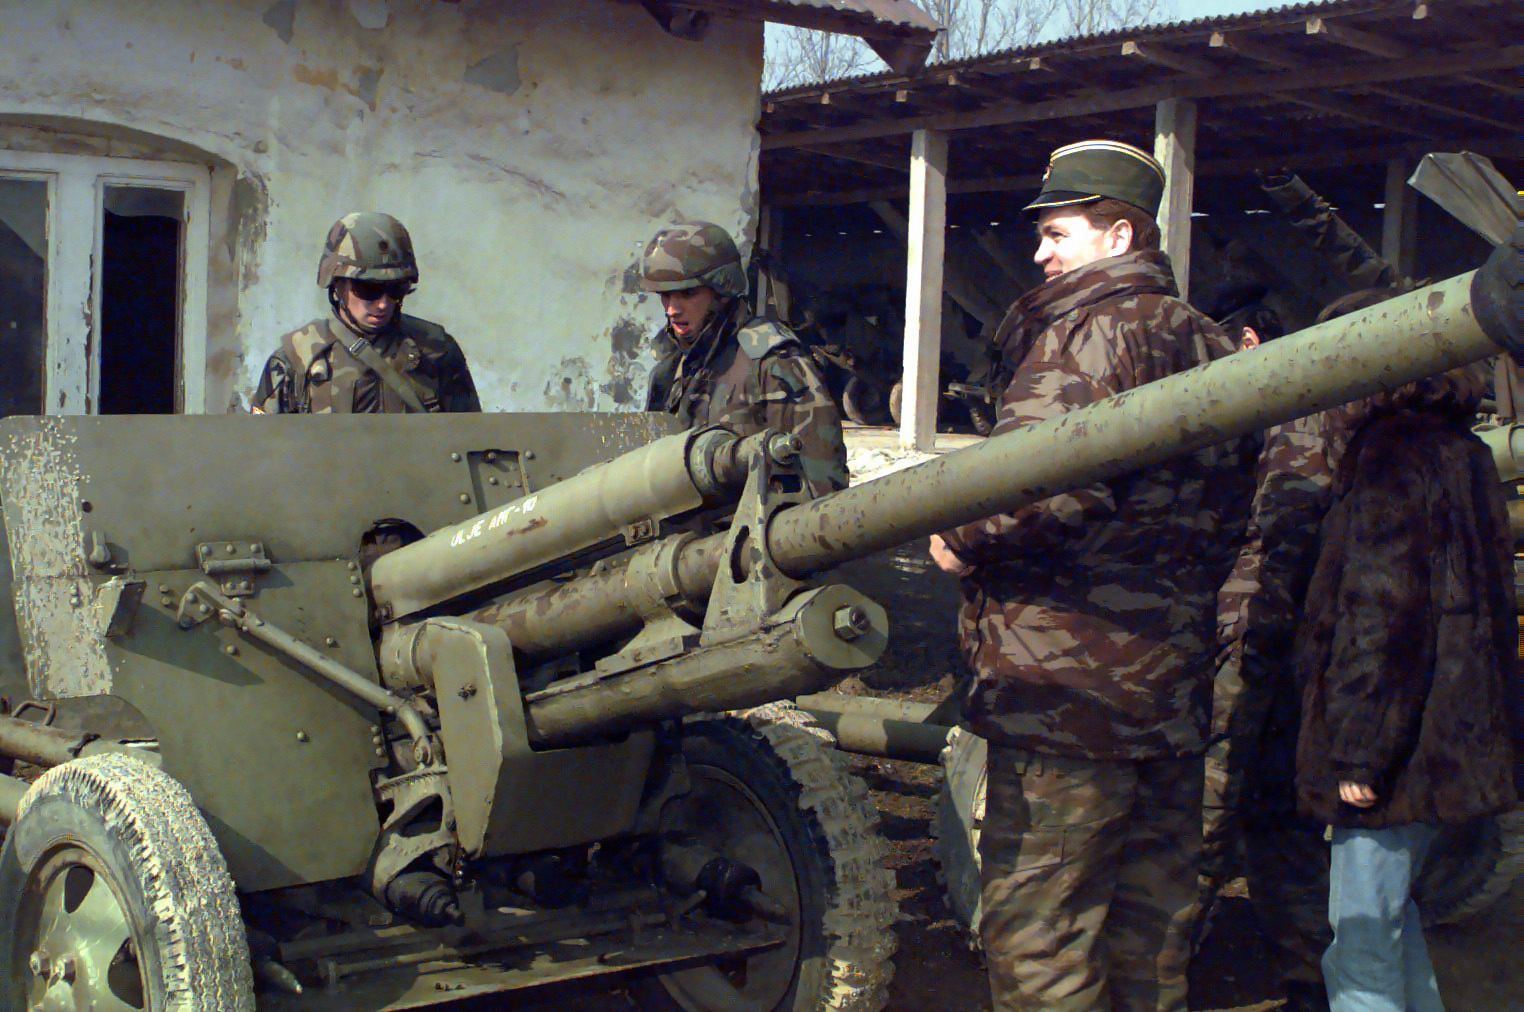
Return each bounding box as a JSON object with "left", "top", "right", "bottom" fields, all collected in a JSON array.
[
  {"left": 940, "top": 250, "right": 1256, "bottom": 760},
  {"left": 645, "top": 298, "right": 849, "bottom": 498}
]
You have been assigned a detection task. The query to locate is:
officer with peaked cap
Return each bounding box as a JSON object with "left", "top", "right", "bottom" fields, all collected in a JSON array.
[
  {"left": 639, "top": 220, "right": 847, "bottom": 498},
  {"left": 254, "top": 212, "right": 479, "bottom": 414},
  {"left": 931, "top": 140, "right": 1256, "bottom": 1012}
]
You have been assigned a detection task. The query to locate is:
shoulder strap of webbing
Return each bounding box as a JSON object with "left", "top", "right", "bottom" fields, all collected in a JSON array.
[{"left": 326, "top": 320, "right": 428, "bottom": 413}]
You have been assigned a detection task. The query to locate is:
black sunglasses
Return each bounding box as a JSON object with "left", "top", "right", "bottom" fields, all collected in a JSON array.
[{"left": 349, "top": 279, "right": 412, "bottom": 302}]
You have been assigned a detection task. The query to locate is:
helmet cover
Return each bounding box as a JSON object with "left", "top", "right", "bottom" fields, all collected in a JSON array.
[
  {"left": 317, "top": 211, "right": 420, "bottom": 288},
  {"left": 639, "top": 221, "right": 748, "bottom": 299}
]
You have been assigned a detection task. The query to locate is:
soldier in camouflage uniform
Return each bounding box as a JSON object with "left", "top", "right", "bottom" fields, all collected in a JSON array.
[
  {"left": 1197, "top": 283, "right": 1337, "bottom": 1012},
  {"left": 253, "top": 212, "right": 480, "bottom": 414},
  {"left": 640, "top": 221, "right": 848, "bottom": 498},
  {"left": 929, "top": 140, "right": 1257, "bottom": 1012}
]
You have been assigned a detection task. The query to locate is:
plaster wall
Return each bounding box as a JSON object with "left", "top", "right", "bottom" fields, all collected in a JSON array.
[{"left": 0, "top": 0, "right": 765, "bottom": 411}]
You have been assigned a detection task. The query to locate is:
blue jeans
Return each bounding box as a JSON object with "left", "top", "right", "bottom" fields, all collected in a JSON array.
[{"left": 1323, "top": 823, "right": 1444, "bottom": 1012}]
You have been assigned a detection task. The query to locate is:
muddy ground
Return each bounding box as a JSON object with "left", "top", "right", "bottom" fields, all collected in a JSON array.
[{"left": 473, "top": 534, "right": 1519, "bottom": 1012}]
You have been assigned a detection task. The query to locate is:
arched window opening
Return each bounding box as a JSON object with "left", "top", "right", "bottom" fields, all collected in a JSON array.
[{"left": 0, "top": 150, "right": 211, "bottom": 415}]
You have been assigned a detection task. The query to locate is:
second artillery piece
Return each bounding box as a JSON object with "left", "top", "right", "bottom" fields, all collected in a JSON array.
[{"left": 0, "top": 236, "right": 1516, "bottom": 1012}]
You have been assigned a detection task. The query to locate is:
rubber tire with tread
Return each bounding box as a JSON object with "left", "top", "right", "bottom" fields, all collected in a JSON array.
[
  {"left": 965, "top": 398, "right": 996, "bottom": 437},
  {"left": 629, "top": 714, "right": 897, "bottom": 1012},
  {"left": 1415, "top": 806, "right": 1524, "bottom": 927},
  {"left": 932, "top": 730, "right": 1523, "bottom": 941},
  {"left": 841, "top": 377, "right": 877, "bottom": 426},
  {"left": 0, "top": 753, "right": 254, "bottom": 1011}
]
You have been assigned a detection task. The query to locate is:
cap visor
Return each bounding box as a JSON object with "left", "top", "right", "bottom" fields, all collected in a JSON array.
[{"left": 1023, "top": 191, "right": 1102, "bottom": 213}]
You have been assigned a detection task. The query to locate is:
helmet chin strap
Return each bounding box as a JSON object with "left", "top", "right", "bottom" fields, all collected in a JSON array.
[{"left": 329, "top": 284, "right": 400, "bottom": 341}]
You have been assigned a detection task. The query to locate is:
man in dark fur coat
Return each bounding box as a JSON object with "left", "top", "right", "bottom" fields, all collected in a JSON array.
[{"left": 1294, "top": 360, "right": 1519, "bottom": 1012}]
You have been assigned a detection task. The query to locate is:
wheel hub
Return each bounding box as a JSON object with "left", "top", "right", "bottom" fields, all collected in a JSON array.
[
  {"left": 18, "top": 849, "right": 146, "bottom": 1012},
  {"left": 657, "top": 764, "right": 803, "bottom": 1011}
]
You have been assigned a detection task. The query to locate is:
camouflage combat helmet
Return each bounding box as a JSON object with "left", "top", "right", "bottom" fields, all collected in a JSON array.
[
  {"left": 640, "top": 221, "right": 748, "bottom": 299},
  {"left": 317, "top": 211, "right": 420, "bottom": 288}
]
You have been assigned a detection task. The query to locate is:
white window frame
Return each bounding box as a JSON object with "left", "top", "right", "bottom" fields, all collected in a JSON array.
[{"left": 0, "top": 151, "right": 211, "bottom": 414}]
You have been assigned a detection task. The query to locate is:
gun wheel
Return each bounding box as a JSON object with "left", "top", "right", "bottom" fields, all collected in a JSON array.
[
  {"left": 842, "top": 377, "right": 888, "bottom": 426},
  {"left": 965, "top": 398, "right": 997, "bottom": 437},
  {"left": 630, "top": 714, "right": 897, "bottom": 1012},
  {"left": 1416, "top": 805, "right": 1524, "bottom": 928},
  {"left": 0, "top": 754, "right": 253, "bottom": 1012}
]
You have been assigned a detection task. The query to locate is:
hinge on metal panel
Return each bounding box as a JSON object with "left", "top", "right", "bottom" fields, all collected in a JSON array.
[{"left": 196, "top": 540, "right": 271, "bottom": 597}]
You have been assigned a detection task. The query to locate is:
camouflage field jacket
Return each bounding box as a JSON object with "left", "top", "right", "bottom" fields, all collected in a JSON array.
[
  {"left": 1213, "top": 411, "right": 1340, "bottom": 816},
  {"left": 645, "top": 301, "right": 849, "bottom": 498},
  {"left": 940, "top": 251, "right": 1256, "bottom": 760},
  {"left": 254, "top": 314, "right": 480, "bottom": 414}
]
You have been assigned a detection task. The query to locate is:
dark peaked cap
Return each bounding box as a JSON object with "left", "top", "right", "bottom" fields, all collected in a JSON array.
[{"left": 1025, "top": 140, "right": 1166, "bottom": 218}]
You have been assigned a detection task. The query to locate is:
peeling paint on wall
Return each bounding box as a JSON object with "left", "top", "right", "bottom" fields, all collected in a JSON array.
[
  {"left": 0, "top": 0, "right": 764, "bottom": 413},
  {"left": 357, "top": 66, "right": 383, "bottom": 111},
  {"left": 262, "top": 0, "right": 297, "bottom": 44},
  {"left": 603, "top": 316, "right": 652, "bottom": 406},
  {"left": 0, "top": 422, "right": 113, "bottom": 697},
  {"left": 543, "top": 358, "right": 597, "bottom": 411},
  {"left": 229, "top": 174, "right": 269, "bottom": 291},
  {"left": 348, "top": 0, "right": 390, "bottom": 31},
  {"left": 464, "top": 46, "right": 521, "bottom": 96}
]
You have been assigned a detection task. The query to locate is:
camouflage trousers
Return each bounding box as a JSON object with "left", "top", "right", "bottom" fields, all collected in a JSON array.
[{"left": 979, "top": 746, "right": 1203, "bottom": 1012}]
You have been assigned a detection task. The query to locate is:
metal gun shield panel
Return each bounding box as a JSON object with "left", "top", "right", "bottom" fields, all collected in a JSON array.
[
  {"left": 108, "top": 559, "right": 385, "bottom": 892},
  {"left": 0, "top": 412, "right": 679, "bottom": 579}
]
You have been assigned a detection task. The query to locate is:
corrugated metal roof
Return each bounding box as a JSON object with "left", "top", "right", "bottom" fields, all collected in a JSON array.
[
  {"left": 757, "top": 0, "right": 1521, "bottom": 208},
  {"left": 762, "top": 0, "right": 1468, "bottom": 94}
]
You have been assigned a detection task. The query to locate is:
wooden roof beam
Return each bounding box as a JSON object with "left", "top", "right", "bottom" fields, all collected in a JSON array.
[
  {"left": 766, "top": 137, "right": 1524, "bottom": 207},
  {"left": 1209, "top": 27, "right": 1516, "bottom": 133},
  {"left": 760, "top": 45, "right": 1523, "bottom": 150},
  {"left": 944, "top": 71, "right": 1024, "bottom": 104},
  {"left": 1305, "top": 16, "right": 1411, "bottom": 60},
  {"left": 1409, "top": 3, "right": 1522, "bottom": 96},
  {"left": 1121, "top": 40, "right": 1218, "bottom": 78},
  {"left": 1283, "top": 94, "right": 1438, "bottom": 139},
  {"left": 799, "top": 144, "right": 909, "bottom": 173},
  {"left": 1208, "top": 30, "right": 1306, "bottom": 69},
  {"left": 1362, "top": 85, "right": 1521, "bottom": 132}
]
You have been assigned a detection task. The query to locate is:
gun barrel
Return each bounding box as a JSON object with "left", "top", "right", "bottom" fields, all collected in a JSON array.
[
  {"left": 485, "top": 266, "right": 1515, "bottom": 661},
  {"left": 370, "top": 428, "right": 787, "bottom": 622}
]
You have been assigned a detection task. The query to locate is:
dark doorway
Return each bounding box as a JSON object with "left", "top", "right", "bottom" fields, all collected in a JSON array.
[
  {"left": 0, "top": 177, "right": 48, "bottom": 417},
  {"left": 99, "top": 186, "right": 183, "bottom": 414}
]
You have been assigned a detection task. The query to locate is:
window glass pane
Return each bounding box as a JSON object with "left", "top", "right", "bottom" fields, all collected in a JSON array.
[
  {"left": 0, "top": 177, "right": 48, "bottom": 416},
  {"left": 100, "top": 184, "right": 183, "bottom": 414}
]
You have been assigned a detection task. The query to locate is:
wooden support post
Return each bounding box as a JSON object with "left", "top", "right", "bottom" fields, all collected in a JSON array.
[
  {"left": 1382, "top": 158, "right": 1418, "bottom": 280},
  {"left": 901, "top": 129, "right": 948, "bottom": 451},
  {"left": 1153, "top": 98, "right": 1198, "bottom": 300}
]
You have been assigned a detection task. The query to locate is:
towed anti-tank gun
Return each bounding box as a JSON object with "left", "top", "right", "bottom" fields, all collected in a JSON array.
[{"left": 0, "top": 237, "right": 1516, "bottom": 1011}]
